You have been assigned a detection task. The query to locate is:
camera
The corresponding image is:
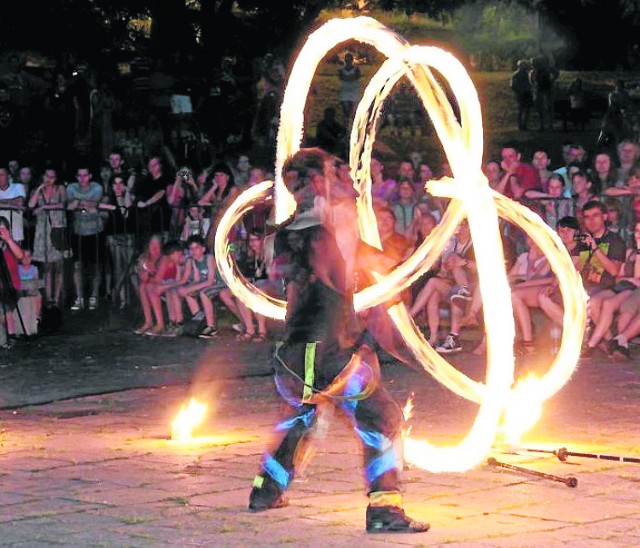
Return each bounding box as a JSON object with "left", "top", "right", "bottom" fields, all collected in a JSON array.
[{"left": 574, "top": 232, "right": 588, "bottom": 243}]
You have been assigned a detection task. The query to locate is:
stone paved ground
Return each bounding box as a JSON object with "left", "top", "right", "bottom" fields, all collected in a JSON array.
[{"left": 1, "top": 307, "right": 640, "bottom": 546}]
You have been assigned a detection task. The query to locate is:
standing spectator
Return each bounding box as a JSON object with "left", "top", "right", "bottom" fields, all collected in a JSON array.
[
  {"left": 89, "top": 72, "right": 117, "bottom": 164},
  {"left": 28, "top": 168, "right": 67, "bottom": 308},
  {"left": 66, "top": 165, "right": 104, "bottom": 311},
  {"left": 200, "top": 163, "right": 240, "bottom": 250},
  {"left": 0, "top": 167, "right": 26, "bottom": 246},
  {"left": 102, "top": 174, "right": 136, "bottom": 308},
  {"left": 167, "top": 165, "right": 200, "bottom": 239},
  {"left": 530, "top": 55, "right": 559, "bottom": 131},
  {"left": 135, "top": 155, "right": 172, "bottom": 241},
  {"left": 314, "top": 106, "right": 346, "bottom": 157},
  {"left": 567, "top": 77, "right": 588, "bottom": 131},
  {"left": 510, "top": 59, "right": 533, "bottom": 131},
  {"left": 337, "top": 52, "right": 362, "bottom": 123}
]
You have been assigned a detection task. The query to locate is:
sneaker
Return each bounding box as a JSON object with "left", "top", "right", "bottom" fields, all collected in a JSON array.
[
  {"left": 198, "top": 325, "right": 219, "bottom": 339},
  {"left": 70, "top": 298, "right": 84, "bottom": 311},
  {"left": 436, "top": 334, "right": 462, "bottom": 354},
  {"left": 191, "top": 311, "right": 205, "bottom": 322},
  {"left": 450, "top": 286, "right": 472, "bottom": 303},
  {"left": 609, "top": 339, "right": 630, "bottom": 361},
  {"left": 366, "top": 505, "right": 430, "bottom": 534},
  {"left": 232, "top": 322, "right": 244, "bottom": 334},
  {"left": 88, "top": 296, "right": 98, "bottom": 310},
  {"left": 248, "top": 477, "right": 288, "bottom": 512}
]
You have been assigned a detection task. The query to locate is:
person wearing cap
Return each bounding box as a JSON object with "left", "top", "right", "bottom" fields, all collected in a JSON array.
[{"left": 247, "top": 148, "right": 429, "bottom": 534}]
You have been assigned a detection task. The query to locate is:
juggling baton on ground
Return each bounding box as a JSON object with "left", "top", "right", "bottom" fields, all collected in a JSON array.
[
  {"left": 487, "top": 457, "right": 578, "bottom": 488},
  {"left": 521, "top": 447, "right": 640, "bottom": 464}
]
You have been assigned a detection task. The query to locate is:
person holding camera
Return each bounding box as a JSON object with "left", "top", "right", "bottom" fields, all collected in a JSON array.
[
  {"left": 573, "top": 201, "right": 626, "bottom": 352},
  {"left": 166, "top": 165, "right": 199, "bottom": 239}
]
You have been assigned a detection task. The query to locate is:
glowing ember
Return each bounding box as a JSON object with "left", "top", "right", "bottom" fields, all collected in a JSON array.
[
  {"left": 171, "top": 398, "right": 208, "bottom": 442},
  {"left": 214, "top": 16, "right": 587, "bottom": 473}
]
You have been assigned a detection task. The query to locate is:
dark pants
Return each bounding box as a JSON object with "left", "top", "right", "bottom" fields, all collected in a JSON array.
[{"left": 256, "top": 342, "right": 403, "bottom": 495}]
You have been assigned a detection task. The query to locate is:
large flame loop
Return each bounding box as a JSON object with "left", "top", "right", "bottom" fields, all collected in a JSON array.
[{"left": 214, "top": 16, "right": 587, "bottom": 472}]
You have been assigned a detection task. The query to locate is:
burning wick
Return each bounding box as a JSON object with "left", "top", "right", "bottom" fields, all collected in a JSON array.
[
  {"left": 402, "top": 392, "right": 415, "bottom": 439},
  {"left": 171, "top": 397, "right": 208, "bottom": 442}
]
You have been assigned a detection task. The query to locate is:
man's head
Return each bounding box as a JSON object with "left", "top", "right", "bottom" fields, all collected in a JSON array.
[
  {"left": 617, "top": 139, "right": 639, "bottom": 167},
  {"left": 581, "top": 200, "right": 608, "bottom": 237},
  {"left": 0, "top": 168, "right": 9, "bottom": 189},
  {"left": 76, "top": 167, "right": 92, "bottom": 186},
  {"left": 186, "top": 235, "right": 206, "bottom": 258},
  {"left": 500, "top": 145, "right": 522, "bottom": 169}
]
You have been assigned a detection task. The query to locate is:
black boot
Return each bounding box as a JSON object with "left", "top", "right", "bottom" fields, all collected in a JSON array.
[
  {"left": 366, "top": 505, "right": 430, "bottom": 533},
  {"left": 248, "top": 475, "right": 288, "bottom": 512}
]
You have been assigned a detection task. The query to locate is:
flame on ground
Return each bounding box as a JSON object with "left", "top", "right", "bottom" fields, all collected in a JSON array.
[{"left": 171, "top": 398, "right": 208, "bottom": 442}]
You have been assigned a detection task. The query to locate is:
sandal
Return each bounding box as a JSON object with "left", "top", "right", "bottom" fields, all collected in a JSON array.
[
  {"left": 236, "top": 331, "right": 255, "bottom": 341},
  {"left": 134, "top": 324, "right": 153, "bottom": 335},
  {"left": 252, "top": 332, "right": 268, "bottom": 343}
]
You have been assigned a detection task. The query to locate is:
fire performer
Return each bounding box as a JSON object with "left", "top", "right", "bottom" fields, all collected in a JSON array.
[{"left": 248, "top": 149, "right": 429, "bottom": 534}]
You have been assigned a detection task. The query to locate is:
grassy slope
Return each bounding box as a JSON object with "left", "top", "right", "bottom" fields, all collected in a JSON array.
[{"left": 273, "top": 11, "right": 625, "bottom": 174}]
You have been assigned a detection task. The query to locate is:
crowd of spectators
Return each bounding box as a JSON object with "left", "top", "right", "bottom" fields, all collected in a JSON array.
[{"left": 4, "top": 49, "right": 640, "bottom": 362}]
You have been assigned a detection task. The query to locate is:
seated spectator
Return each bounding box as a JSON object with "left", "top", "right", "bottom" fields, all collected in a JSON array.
[
  {"left": 571, "top": 169, "right": 599, "bottom": 226},
  {"left": 603, "top": 196, "right": 628, "bottom": 245},
  {"left": 524, "top": 173, "right": 574, "bottom": 228},
  {"left": 370, "top": 156, "right": 397, "bottom": 205},
  {"left": 16, "top": 249, "right": 42, "bottom": 335},
  {"left": 145, "top": 240, "right": 185, "bottom": 336},
  {"left": 409, "top": 220, "right": 475, "bottom": 351},
  {"left": 508, "top": 237, "right": 554, "bottom": 355},
  {"left": 592, "top": 150, "right": 622, "bottom": 193},
  {"left": 174, "top": 235, "right": 217, "bottom": 338},
  {"left": 0, "top": 217, "right": 23, "bottom": 347},
  {"left": 133, "top": 234, "right": 163, "bottom": 335},
  {"left": 582, "top": 220, "right": 640, "bottom": 357},
  {"left": 235, "top": 230, "right": 287, "bottom": 342}
]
